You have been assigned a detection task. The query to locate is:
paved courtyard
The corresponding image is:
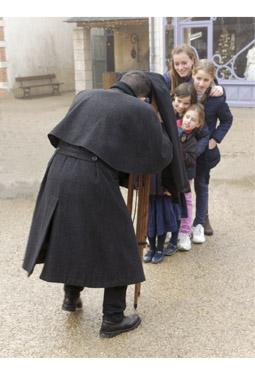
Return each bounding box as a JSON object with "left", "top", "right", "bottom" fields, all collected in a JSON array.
[{"left": 0, "top": 93, "right": 254, "bottom": 357}]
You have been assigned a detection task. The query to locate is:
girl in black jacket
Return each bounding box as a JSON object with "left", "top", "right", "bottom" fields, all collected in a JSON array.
[
  {"left": 192, "top": 60, "right": 233, "bottom": 243},
  {"left": 164, "top": 83, "right": 207, "bottom": 255},
  {"left": 176, "top": 104, "right": 205, "bottom": 250},
  {"left": 166, "top": 103, "right": 205, "bottom": 253}
]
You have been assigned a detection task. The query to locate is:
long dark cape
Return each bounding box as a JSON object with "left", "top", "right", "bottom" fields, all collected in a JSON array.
[
  {"left": 23, "top": 85, "right": 174, "bottom": 285},
  {"left": 145, "top": 72, "right": 188, "bottom": 196}
]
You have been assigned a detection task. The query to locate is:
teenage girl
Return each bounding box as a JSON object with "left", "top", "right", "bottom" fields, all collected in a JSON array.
[
  {"left": 164, "top": 44, "right": 223, "bottom": 97},
  {"left": 191, "top": 59, "right": 233, "bottom": 243},
  {"left": 163, "top": 44, "right": 224, "bottom": 236}
]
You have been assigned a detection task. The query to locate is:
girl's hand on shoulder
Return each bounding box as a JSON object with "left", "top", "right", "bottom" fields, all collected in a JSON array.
[
  {"left": 208, "top": 138, "right": 217, "bottom": 149},
  {"left": 210, "top": 85, "right": 223, "bottom": 97}
]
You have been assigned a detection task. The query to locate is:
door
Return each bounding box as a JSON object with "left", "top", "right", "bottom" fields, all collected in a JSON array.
[
  {"left": 92, "top": 30, "right": 107, "bottom": 89},
  {"left": 177, "top": 20, "right": 213, "bottom": 59}
]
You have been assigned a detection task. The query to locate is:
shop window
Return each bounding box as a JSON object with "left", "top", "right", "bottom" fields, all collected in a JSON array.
[{"left": 213, "top": 17, "right": 255, "bottom": 80}]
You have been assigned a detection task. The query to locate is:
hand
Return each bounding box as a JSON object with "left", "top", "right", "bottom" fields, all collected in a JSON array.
[
  {"left": 210, "top": 85, "right": 223, "bottom": 97},
  {"left": 208, "top": 138, "right": 217, "bottom": 149},
  {"left": 164, "top": 191, "right": 172, "bottom": 196}
]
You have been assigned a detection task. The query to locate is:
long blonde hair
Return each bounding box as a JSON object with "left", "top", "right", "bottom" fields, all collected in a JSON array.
[
  {"left": 193, "top": 59, "right": 216, "bottom": 103},
  {"left": 193, "top": 59, "right": 216, "bottom": 79},
  {"left": 169, "top": 44, "right": 197, "bottom": 95}
]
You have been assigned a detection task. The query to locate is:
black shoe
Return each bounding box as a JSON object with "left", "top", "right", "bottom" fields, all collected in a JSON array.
[
  {"left": 143, "top": 249, "right": 155, "bottom": 263},
  {"left": 100, "top": 314, "right": 141, "bottom": 338},
  {"left": 204, "top": 215, "right": 214, "bottom": 236},
  {"left": 151, "top": 251, "right": 164, "bottom": 264},
  {"left": 62, "top": 294, "right": 83, "bottom": 312}
]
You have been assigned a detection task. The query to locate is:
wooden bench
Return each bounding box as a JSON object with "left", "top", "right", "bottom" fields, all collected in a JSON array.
[{"left": 15, "top": 74, "right": 64, "bottom": 98}]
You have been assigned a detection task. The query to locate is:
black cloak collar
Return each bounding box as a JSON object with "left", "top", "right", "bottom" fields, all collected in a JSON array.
[{"left": 110, "top": 81, "right": 137, "bottom": 97}]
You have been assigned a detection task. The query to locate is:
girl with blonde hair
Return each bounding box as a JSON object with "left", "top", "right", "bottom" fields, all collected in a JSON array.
[
  {"left": 164, "top": 44, "right": 223, "bottom": 97},
  {"left": 191, "top": 59, "right": 233, "bottom": 243}
]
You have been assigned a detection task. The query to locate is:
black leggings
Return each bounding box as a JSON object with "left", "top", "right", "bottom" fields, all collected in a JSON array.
[{"left": 148, "top": 233, "right": 166, "bottom": 252}]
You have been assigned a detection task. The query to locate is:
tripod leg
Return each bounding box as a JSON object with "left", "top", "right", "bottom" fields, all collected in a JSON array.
[{"left": 133, "top": 175, "right": 151, "bottom": 309}]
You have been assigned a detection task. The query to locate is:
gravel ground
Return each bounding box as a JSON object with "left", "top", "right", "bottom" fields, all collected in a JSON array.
[{"left": 0, "top": 94, "right": 254, "bottom": 357}]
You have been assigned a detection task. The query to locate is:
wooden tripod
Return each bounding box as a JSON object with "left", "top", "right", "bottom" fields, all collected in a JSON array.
[{"left": 127, "top": 174, "right": 151, "bottom": 309}]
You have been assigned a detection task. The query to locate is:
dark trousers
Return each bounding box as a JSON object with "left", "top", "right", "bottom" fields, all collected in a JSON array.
[
  {"left": 64, "top": 284, "right": 127, "bottom": 322},
  {"left": 194, "top": 169, "right": 210, "bottom": 226},
  {"left": 170, "top": 220, "right": 181, "bottom": 246}
]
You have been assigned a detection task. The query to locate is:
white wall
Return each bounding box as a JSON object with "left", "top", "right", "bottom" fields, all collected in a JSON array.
[
  {"left": 4, "top": 17, "right": 75, "bottom": 92},
  {"left": 114, "top": 25, "right": 149, "bottom": 72},
  {"left": 149, "top": 17, "right": 166, "bottom": 74}
]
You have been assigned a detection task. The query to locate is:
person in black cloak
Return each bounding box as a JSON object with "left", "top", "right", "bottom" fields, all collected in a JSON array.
[{"left": 22, "top": 70, "right": 186, "bottom": 338}]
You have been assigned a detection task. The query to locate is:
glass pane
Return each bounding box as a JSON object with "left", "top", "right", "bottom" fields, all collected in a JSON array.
[
  {"left": 213, "top": 17, "right": 255, "bottom": 80},
  {"left": 182, "top": 27, "right": 208, "bottom": 58}
]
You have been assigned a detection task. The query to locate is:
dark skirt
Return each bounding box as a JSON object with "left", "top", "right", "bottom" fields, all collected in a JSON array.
[
  {"left": 23, "top": 146, "right": 145, "bottom": 288},
  {"left": 147, "top": 195, "right": 181, "bottom": 238}
]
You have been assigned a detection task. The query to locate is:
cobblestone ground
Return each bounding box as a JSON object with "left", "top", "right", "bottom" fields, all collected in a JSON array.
[{"left": 0, "top": 94, "right": 254, "bottom": 357}]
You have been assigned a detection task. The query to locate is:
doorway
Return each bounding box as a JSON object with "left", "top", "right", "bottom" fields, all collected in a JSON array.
[{"left": 176, "top": 19, "right": 213, "bottom": 59}]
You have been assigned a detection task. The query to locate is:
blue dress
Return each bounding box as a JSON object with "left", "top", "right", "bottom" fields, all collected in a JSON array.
[{"left": 147, "top": 173, "right": 181, "bottom": 238}]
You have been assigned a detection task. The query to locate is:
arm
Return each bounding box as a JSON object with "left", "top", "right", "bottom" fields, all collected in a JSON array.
[
  {"left": 211, "top": 101, "right": 233, "bottom": 144},
  {"left": 194, "top": 124, "right": 210, "bottom": 157}
]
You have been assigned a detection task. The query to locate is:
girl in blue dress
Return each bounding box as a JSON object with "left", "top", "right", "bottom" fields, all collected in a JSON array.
[{"left": 143, "top": 99, "right": 182, "bottom": 264}]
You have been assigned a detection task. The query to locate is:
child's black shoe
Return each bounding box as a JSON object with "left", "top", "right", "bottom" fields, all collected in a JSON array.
[
  {"left": 143, "top": 249, "right": 155, "bottom": 263},
  {"left": 151, "top": 251, "right": 164, "bottom": 264},
  {"left": 164, "top": 243, "right": 177, "bottom": 256}
]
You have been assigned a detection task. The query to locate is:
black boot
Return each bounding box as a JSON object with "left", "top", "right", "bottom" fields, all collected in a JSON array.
[
  {"left": 204, "top": 214, "right": 213, "bottom": 236},
  {"left": 62, "top": 285, "right": 83, "bottom": 312},
  {"left": 99, "top": 314, "right": 141, "bottom": 338}
]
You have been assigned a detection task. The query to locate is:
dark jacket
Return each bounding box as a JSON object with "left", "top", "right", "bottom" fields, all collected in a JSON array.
[
  {"left": 179, "top": 130, "right": 197, "bottom": 180},
  {"left": 147, "top": 72, "right": 189, "bottom": 199},
  {"left": 197, "top": 94, "right": 233, "bottom": 171},
  {"left": 115, "top": 72, "right": 189, "bottom": 197},
  {"left": 22, "top": 86, "right": 173, "bottom": 288},
  {"left": 194, "top": 125, "right": 210, "bottom": 157},
  {"left": 204, "top": 95, "right": 233, "bottom": 143}
]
